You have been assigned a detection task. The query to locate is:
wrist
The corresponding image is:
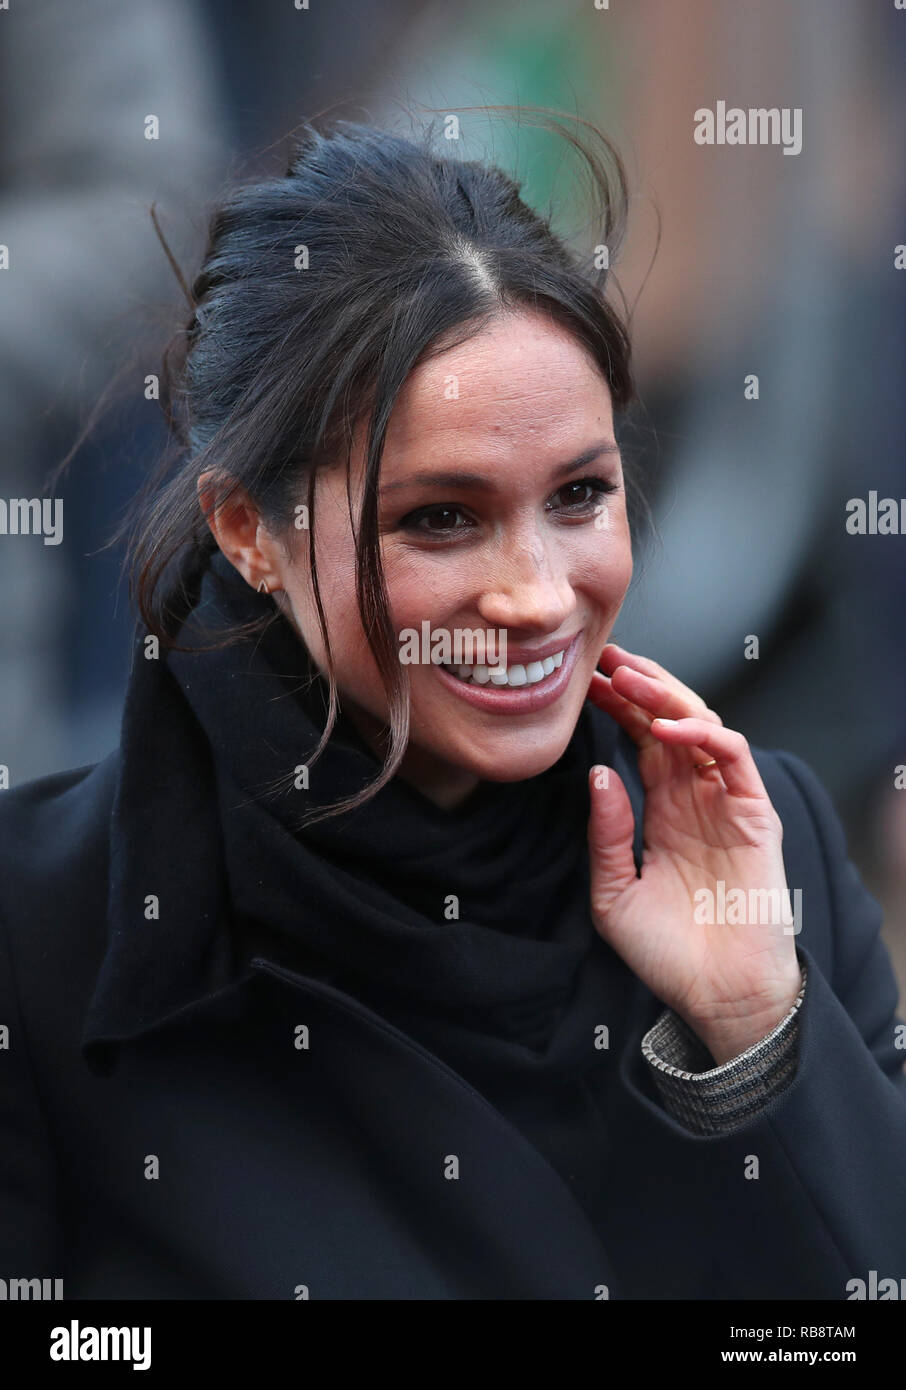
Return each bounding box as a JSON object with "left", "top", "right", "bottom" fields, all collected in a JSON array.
[{"left": 691, "top": 967, "right": 805, "bottom": 1065}]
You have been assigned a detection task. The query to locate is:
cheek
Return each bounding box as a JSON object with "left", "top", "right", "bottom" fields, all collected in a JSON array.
[
  {"left": 376, "top": 545, "right": 477, "bottom": 640},
  {"left": 569, "top": 521, "right": 633, "bottom": 603},
  {"left": 282, "top": 534, "right": 364, "bottom": 669}
]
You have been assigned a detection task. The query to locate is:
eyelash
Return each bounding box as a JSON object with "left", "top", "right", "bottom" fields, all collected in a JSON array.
[{"left": 398, "top": 476, "right": 621, "bottom": 538}]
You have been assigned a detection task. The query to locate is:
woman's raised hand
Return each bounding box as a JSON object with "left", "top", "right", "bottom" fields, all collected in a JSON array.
[{"left": 586, "top": 642, "right": 802, "bottom": 1065}]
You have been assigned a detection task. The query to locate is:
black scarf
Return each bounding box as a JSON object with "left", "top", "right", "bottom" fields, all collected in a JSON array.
[{"left": 84, "top": 550, "right": 647, "bottom": 1087}]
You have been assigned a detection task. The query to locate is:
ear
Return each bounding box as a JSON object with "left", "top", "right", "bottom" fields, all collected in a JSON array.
[{"left": 196, "top": 471, "right": 284, "bottom": 593}]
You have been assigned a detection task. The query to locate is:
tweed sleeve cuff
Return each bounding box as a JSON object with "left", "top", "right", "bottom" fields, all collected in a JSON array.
[{"left": 640, "top": 962, "right": 807, "bottom": 1136}]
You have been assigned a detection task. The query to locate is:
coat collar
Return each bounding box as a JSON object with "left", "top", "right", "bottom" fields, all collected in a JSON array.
[{"left": 81, "top": 722, "right": 646, "bottom": 1077}]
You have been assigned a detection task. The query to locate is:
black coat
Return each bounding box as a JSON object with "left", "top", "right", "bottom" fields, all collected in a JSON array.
[{"left": 1, "top": 738, "right": 906, "bottom": 1300}]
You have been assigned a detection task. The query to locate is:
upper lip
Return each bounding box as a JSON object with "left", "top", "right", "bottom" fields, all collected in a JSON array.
[{"left": 452, "top": 633, "right": 579, "bottom": 666}]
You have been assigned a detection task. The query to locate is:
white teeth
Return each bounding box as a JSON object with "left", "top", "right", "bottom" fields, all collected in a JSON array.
[{"left": 443, "top": 647, "right": 567, "bottom": 687}]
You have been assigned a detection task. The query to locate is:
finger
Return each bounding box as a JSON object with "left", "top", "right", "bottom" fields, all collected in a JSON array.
[
  {"left": 599, "top": 643, "right": 714, "bottom": 717},
  {"left": 587, "top": 764, "right": 638, "bottom": 921},
  {"left": 604, "top": 666, "right": 717, "bottom": 763},
  {"left": 650, "top": 717, "right": 772, "bottom": 801},
  {"left": 587, "top": 672, "right": 714, "bottom": 765},
  {"left": 586, "top": 670, "right": 656, "bottom": 744},
  {"left": 608, "top": 664, "right": 721, "bottom": 727}
]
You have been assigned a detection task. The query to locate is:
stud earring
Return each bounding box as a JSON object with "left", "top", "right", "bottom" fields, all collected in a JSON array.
[{"left": 256, "top": 578, "right": 269, "bottom": 595}]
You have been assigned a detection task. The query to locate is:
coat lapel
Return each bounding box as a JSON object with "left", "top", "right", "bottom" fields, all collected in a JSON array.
[
  {"left": 82, "top": 942, "right": 621, "bottom": 1297},
  {"left": 250, "top": 955, "right": 622, "bottom": 1298}
]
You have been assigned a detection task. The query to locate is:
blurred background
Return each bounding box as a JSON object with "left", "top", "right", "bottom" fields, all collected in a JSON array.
[{"left": 1, "top": 0, "right": 904, "bottom": 999}]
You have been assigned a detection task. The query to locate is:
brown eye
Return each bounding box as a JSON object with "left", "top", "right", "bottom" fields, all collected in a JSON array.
[
  {"left": 400, "top": 505, "right": 474, "bottom": 535},
  {"left": 550, "top": 477, "right": 619, "bottom": 512},
  {"left": 557, "top": 481, "right": 595, "bottom": 507}
]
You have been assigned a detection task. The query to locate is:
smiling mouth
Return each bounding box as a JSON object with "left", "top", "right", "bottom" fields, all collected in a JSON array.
[{"left": 440, "top": 648, "right": 566, "bottom": 688}]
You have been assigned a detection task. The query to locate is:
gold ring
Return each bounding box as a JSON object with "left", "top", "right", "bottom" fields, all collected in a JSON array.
[{"left": 694, "top": 758, "right": 719, "bottom": 769}]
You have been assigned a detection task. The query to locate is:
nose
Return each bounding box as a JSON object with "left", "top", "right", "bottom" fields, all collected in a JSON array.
[{"left": 475, "top": 529, "right": 576, "bottom": 634}]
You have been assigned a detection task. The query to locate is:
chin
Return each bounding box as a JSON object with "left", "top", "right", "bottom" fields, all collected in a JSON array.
[{"left": 429, "top": 726, "right": 577, "bottom": 785}]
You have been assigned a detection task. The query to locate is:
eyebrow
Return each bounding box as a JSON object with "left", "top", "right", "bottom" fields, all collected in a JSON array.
[{"left": 379, "top": 440, "right": 622, "bottom": 495}]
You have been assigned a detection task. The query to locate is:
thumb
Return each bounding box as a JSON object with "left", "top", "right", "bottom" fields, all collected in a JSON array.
[{"left": 587, "top": 764, "right": 638, "bottom": 922}]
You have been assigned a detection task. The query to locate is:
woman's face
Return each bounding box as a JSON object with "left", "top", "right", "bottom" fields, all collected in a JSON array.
[{"left": 270, "top": 308, "right": 633, "bottom": 807}]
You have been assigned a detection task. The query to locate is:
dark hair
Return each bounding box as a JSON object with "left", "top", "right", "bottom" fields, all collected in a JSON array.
[{"left": 113, "top": 106, "right": 644, "bottom": 822}]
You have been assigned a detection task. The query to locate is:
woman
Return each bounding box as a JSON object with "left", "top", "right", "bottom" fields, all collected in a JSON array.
[{"left": 1, "top": 115, "right": 904, "bottom": 1301}]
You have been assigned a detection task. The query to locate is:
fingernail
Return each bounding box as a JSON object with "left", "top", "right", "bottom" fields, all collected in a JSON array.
[{"left": 653, "top": 717, "right": 678, "bottom": 725}]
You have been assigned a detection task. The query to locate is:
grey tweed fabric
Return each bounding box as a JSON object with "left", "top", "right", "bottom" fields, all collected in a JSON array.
[{"left": 641, "top": 957, "right": 808, "bottom": 1136}]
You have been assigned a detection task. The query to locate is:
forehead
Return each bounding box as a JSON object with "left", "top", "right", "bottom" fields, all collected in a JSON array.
[{"left": 383, "top": 309, "right": 614, "bottom": 462}]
